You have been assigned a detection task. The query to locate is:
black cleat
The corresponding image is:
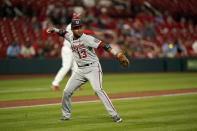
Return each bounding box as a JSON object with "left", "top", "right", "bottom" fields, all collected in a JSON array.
[
  {"left": 59, "top": 116, "right": 70, "bottom": 121},
  {"left": 113, "top": 115, "right": 122, "bottom": 123}
]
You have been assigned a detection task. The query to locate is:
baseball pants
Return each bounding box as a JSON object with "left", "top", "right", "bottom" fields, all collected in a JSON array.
[{"left": 61, "top": 62, "right": 118, "bottom": 118}]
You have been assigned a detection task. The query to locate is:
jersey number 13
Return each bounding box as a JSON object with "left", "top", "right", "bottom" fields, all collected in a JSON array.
[{"left": 78, "top": 50, "right": 87, "bottom": 59}]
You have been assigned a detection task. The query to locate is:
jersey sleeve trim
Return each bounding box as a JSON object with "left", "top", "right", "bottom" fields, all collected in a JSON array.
[
  {"left": 97, "top": 41, "right": 103, "bottom": 49},
  {"left": 83, "top": 30, "right": 94, "bottom": 35}
]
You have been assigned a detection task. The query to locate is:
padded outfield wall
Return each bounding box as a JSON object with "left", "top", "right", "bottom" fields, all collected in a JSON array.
[{"left": 0, "top": 58, "right": 196, "bottom": 74}]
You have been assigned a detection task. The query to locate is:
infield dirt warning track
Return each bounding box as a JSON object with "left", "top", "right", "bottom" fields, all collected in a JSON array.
[{"left": 0, "top": 88, "right": 197, "bottom": 108}]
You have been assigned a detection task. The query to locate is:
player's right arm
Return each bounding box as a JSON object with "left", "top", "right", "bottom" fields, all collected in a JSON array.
[{"left": 47, "top": 27, "right": 69, "bottom": 40}]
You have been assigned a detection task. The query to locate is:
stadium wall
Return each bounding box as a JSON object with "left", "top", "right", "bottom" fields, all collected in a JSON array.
[{"left": 0, "top": 58, "right": 196, "bottom": 74}]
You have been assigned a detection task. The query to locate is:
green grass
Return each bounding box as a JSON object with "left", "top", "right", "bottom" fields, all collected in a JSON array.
[
  {"left": 0, "top": 73, "right": 197, "bottom": 101},
  {"left": 0, "top": 93, "right": 197, "bottom": 131}
]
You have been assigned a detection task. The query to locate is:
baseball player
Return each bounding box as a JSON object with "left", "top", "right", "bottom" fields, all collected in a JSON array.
[
  {"left": 51, "top": 13, "right": 98, "bottom": 91},
  {"left": 47, "top": 19, "right": 129, "bottom": 122}
]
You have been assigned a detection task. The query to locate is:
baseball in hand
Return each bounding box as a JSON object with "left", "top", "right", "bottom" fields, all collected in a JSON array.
[{"left": 46, "top": 27, "right": 54, "bottom": 34}]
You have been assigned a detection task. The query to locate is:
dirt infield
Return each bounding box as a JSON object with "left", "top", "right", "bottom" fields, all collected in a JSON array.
[{"left": 0, "top": 88, "right": 197, "bottom": 108}]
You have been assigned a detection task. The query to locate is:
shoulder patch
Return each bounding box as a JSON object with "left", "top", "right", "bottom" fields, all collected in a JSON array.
[{"left": 94, "top": 38, "right": 100, "bottom": 43}]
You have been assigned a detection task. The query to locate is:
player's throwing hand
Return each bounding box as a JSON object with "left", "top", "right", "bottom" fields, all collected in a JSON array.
[{"left": 47, "top": 27, "right": 55, "bottom": 34}]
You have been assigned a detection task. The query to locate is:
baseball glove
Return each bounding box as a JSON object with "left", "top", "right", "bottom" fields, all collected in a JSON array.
[{"left": 116, "top": 52, "right": 130, "bottom": 68}]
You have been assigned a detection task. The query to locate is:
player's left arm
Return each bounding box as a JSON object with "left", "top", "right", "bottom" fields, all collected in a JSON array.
[{"left": 99, "top": 42, "right": 130, "bottom": 68}]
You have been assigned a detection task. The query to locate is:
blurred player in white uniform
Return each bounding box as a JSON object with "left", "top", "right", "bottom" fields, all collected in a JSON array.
[
  {"left": 51, "top": 14, "right": 81, "bottom": 91},
  {"left": 51, "top": 24, "right": 77, "bottom": 91},
  {"left": 47, "top": 18, "right": 129, "bottom": 122}
]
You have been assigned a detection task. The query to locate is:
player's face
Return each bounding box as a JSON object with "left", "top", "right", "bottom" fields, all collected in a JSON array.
[{"left": 72, "top": 26, "right": 83, "bottom": 38}]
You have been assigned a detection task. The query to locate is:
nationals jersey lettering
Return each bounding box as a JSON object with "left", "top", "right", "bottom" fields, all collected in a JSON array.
[
  {"left": 64, "top": 33, "right": 102, "bottom": 66},
  {"left": 71, "top": 44, "right": 85, "bottom": 52}
]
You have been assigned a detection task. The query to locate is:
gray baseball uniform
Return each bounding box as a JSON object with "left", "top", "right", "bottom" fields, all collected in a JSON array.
[{"left": 61, "top": 32, "right": 118, "bottom": 118}]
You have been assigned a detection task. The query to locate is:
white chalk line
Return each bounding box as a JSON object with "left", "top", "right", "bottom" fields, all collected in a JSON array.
[{"left": 1, "top": 92, "right": 197, "bottom": 109}]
